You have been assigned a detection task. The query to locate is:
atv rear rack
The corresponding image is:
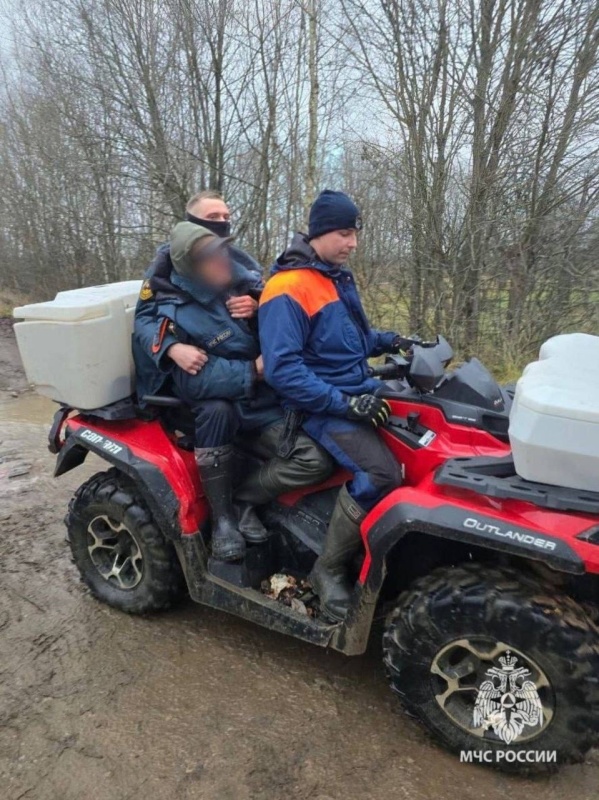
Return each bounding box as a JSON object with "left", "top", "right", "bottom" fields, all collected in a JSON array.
[{"left": 435, "top": 455, "right": 599, "bottom": 515}]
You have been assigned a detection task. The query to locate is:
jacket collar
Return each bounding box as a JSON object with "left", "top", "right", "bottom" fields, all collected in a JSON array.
[{"left": 270, "top": 232, "right": 348, "bottom": 277}]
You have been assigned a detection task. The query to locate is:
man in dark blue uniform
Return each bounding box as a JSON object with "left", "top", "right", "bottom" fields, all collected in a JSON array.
[{"left": 133, "top": 221, "right": 332, "bottom": 563}]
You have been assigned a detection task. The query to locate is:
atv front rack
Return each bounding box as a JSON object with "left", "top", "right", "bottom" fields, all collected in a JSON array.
[{"left": 435, "top": 456, "right": 599, "bottom": 515}]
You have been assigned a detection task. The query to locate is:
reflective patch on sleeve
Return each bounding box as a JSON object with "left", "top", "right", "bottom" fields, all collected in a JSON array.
[{"left": 152, "top": 317, "right": 170, "bottom": 353}]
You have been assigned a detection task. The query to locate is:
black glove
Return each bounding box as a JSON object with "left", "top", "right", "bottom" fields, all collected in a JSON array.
[
  {"left": 390, "top": 334, "right": 414, "bottom": 354},
  {"left": 346, "top": 394, "right": 391, "bottom": 427}
]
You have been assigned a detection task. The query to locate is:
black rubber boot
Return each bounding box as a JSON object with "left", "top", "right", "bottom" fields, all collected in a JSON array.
[
  {"left": 235, "top": 501, "right": 268, "bottom": 544},
  {"left": 195, "top": 446, "right": 246, "bottom": 562},
  {"left": 309, "top": 485, "right": 366, "bottom": 622}
]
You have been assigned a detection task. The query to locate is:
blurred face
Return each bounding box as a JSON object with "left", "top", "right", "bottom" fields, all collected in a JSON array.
[
  {"left": 191, "top": 237, "right": 233, "bottom": 289},
  {"left": 310, "top": 229, "right": 358, "bottom": 265},
  {"left": 190, "top": 197, "right": 231, "bottom": 223}
]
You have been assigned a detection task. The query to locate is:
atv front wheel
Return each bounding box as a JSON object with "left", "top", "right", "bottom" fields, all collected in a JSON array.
[
  {"left": 383, "top": 563, "right": 599, "bottom": 772},
  {"left": 66, "top": 469, "right": 183, "bottom": 613}
]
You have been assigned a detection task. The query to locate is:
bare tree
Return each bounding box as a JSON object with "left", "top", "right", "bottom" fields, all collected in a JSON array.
[{"left": 0, "top": 0, "right": 597, "bottom": 374}]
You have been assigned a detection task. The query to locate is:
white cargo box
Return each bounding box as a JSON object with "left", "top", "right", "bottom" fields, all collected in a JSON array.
[
  {"left": 13, "top": 281, "right": 142, "bottom": 410},
  {"left": 539, "top": 332, "right": 599, "bottom": 362},
  {"left": 509, "top": 333, "right": 599, "bottom": 492}
]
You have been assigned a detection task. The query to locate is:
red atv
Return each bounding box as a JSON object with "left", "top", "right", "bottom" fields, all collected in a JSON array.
[{"left": 50, "top": 336, "right": 599, "bottom": 772}]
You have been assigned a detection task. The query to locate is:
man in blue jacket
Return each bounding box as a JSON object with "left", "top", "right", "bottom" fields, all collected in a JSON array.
[
  {"left": 259, "top": 190, "right": 407, "bottom": 620},
  {"left": 133, "top": 221, "right": 332, "bottom": 563}
]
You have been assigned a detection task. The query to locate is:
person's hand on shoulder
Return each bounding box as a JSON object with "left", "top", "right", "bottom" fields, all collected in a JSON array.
[{"left": 226, "top": 295, "right": 258, "bottom": 319}]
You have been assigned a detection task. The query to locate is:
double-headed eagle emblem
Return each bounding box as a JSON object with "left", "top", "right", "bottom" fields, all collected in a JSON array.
[{"left": 473, "top": 651, "right": 543, "bottom": 744}]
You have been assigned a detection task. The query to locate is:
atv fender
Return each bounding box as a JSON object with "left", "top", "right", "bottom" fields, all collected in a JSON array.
[
  {"left": 55, "top": 416, "right": 206, "bottom": 540},
  {"left": 359, "top": 485, "right": 585, "bottom": 592},
  {"left": 54, "top": 437, "right": 89, "bottom": 476}
]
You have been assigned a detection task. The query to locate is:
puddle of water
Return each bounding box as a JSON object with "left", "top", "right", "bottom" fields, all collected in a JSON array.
[{"left": 0, "top": 392, "right": 56, "bottom": 424}]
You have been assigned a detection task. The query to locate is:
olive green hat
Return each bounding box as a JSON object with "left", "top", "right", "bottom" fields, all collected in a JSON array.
[{"left": 169, "top": 221, "right": 233, "bottom": 277}]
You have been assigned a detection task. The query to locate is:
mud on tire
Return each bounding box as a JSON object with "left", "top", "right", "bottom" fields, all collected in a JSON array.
[
  {"left": 66, "top": 468, "right": 183, "bottom": 613},
  {"left": 383, "top": 562, "right": 599, "bottom": 773}
]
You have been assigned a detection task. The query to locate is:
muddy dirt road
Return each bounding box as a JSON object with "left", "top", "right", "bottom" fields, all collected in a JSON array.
[{"left": 0, "top": 321, "right": 597, "bottom": 800}]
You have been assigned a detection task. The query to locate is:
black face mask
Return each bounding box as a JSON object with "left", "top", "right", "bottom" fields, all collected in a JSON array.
[{"left": 186, "top": 211, "right": 232, "bottom": 239}]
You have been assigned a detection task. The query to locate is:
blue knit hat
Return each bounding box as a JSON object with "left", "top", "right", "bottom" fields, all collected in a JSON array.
[{"left": 308, "top": 190, "right": 362, "bottom": 239}]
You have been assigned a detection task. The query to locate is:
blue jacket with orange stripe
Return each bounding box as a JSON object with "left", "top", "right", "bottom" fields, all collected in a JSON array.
[{"left": 259, "top": 233, "right": 397, "bottom": 417}]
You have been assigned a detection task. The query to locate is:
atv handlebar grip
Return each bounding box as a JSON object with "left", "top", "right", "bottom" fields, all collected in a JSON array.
[{"left": 368, "top": 363, "right": 403, "bottom": 378}]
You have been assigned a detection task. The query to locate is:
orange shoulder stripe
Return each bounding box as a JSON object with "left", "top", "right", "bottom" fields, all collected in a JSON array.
[{"left": 260, "top": 269, "right": 338, "bottom": 317}]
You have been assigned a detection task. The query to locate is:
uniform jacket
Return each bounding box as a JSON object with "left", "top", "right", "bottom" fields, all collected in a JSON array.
[
  {"left": 258, "top": 233, "right": 396, "bottom": 417},
  {"left": 133, "top": 244, "right": 280, "bottom": 431}
]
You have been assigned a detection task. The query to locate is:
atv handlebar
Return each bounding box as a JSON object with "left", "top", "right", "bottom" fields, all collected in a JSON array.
[
  {"left": 400, "top": 336, "right": 440, "bottom": 350},
  {"left": 367, "top": 334, "right": 453, "bottom": 385},
  {"left": 367, "top": 363, "right": 405, "bottom": 379}
]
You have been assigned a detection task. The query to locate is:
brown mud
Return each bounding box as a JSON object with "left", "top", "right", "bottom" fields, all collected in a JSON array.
[{"left": 0, "top": 320, "right": 597, "bottom": 799}]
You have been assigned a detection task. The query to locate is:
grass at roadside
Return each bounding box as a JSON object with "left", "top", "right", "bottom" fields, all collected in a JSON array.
[
  {"left": 360, "top": 281, "right": 599, "bottom": 384},
  {"left": 0, "top": 291, "right": 29, "bottom": 318}
]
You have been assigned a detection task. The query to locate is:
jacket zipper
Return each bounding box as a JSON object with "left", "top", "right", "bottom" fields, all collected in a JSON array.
[{"left": 334, "top": 274, "right": 370, "bottom": 379}]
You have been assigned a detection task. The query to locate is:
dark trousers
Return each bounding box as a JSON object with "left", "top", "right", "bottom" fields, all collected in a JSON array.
[
  {"left": 186, "top": 398, "right": 240, "bottom": 448},
  {"left": 171, "top": 369, "right": 281, "bottom": 448},
  {"left": 169, "top": 371, "right": 334, "bottom": 493},
  {"left": 171, "top": 372, "right": 247, "bottom": 448},
  {"left": 302, "top": 414, "right": 402, "bottom": 510},
  {"left": 169, "top": 384, "right": 334, "bottom": 497}
]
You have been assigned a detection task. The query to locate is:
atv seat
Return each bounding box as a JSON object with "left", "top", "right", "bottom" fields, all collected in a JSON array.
[{"left": 139, "top": 394, "right": 195, "bottom": 448}]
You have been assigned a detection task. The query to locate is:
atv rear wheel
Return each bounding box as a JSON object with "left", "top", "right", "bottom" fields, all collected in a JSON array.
[
  {"left": 67, "top": 469, "right": 183, "bottom": 613},
  {"left": 383, "top": 563, "right": 599, "bottom": 773}
]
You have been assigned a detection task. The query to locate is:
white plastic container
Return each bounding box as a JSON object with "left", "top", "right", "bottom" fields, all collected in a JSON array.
[
  {"left": 539, "top": 332, "right": 599, "bottom": 362},
  {"left": 13, "top": 281, "right": 142, "bottom": 410},
  {"left": 509, "top": 333, "right": 599, "bottom": 492}
]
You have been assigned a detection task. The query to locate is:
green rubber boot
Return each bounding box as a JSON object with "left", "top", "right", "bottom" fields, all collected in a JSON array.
[{"left": 309, "top": 485, "right": 366, "bottom": 622}]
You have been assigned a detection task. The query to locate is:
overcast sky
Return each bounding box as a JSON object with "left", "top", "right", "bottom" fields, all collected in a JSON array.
[{"left": 0, "top": 0, "right": 18, "bottom": 61}]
